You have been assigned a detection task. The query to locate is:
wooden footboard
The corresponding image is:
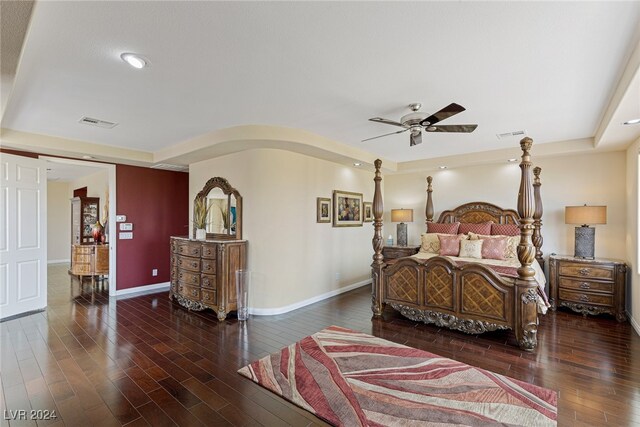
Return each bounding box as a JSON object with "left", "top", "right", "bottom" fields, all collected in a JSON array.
[{"left": 371, "top": 137, "right": 540, "bottom": 351}]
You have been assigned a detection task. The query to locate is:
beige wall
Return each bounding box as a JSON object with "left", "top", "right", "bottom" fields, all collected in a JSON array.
[
  {"left": 47, "top": 181, "right": 70, "bottom": 262},
  {"left": 385, "top": 150, "right": 627, "bottom": 265},
  {"left": 626, "top": 139, "right": 639, "bottom": 333},
  {"left": 190, "top": 149, "right": 375, "bottom": 311}
]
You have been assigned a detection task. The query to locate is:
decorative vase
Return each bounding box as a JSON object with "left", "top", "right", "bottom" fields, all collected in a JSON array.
[
  {"left": 195, "top": 228, "right": 206, "bottom": 240},
  {"left": 91, "top": 221, "right": 104, "bottom": 244}
]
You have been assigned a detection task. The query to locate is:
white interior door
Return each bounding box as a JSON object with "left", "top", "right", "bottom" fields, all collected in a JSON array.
[{"left": 0, "top": 153, "right": 47, "bottom": 320}]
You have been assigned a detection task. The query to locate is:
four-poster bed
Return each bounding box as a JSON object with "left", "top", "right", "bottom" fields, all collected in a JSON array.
[{"left": 370, "top": 137, "right": 546, "bottom": 351}]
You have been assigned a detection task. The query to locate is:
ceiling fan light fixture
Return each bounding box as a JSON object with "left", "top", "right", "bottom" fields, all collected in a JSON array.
[
  {"left": 121, "top": 53, "right": 148, "bottom": 69},
  {"left": 624, "top": 118, "right": 640, "bottom": 125}
]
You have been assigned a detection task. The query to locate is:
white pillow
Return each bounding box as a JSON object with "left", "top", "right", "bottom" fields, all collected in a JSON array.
[{"left": 459, "top": 239, "right": 483, "bottom": 259}]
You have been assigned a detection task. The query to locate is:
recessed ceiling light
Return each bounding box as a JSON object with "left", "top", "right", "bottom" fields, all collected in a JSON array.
[
  {"left": 624, "top": 118, "right": 640, "bottom": 125},
  {"left": 82, "top": 155, "right": 94, "bottom": 160},
  {"left": 120, "top": 53, "right": 148, "bottom": 69},
  {"left": 507, "top": 158, "right": 518, "bottom": 163},
  {"left": 353, "top": 162, "right": 362, "bottom": 167},
  {"left": 439, "top": 166, "right": 447, "bottom": 170}
]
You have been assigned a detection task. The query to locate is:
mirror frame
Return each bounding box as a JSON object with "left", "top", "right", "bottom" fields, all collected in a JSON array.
[{"left": 194, "top": 177, "right": 242, "bottom": 240}]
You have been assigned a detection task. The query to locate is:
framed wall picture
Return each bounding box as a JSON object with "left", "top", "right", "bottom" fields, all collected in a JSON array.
[
  {"left": 316, "top": 197, "right": 331, "bottom": 223},
  {"left": 363, "top": 202, "right": 373, "bottom": 222},
  {"left": 332, "top": 190, "right": 363, "bottom": 227}
]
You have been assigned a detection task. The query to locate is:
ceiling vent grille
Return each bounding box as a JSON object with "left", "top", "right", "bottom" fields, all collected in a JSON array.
[
  {"left": 496, "top": 130, "right": 526, "bottom": 140},
  {"left": 150, "top": 163, "right": 189, "bottom": 172},
  {"left": 79, "top": 116, "right": 118, "bottom": 129}
]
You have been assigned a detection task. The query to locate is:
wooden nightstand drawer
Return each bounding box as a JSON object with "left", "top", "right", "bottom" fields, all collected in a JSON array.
[
  {"left": 175, "top": 241, "right": 202, "bottom": 257},
  {"left": 179, "top": 283, "right": 201, "bottom": 300},
  {"left": 558, "top": 278, "right": 613, "bottom": 294},
  {"left": 201, "top": 259, "right": 216, "bottom": 274},
  {"left": 177, "top": 270, "right": 200, "bottom": 286},
  {"left": 201, "top": 289, "right": 217, "bottom": 305},
  {"left": 558, "top": 263, "right": 613, "bottom": 280},
  {"left": 383, "top": 245, "right": 420, "bottom": 261},
  {"left": 559, "top": 289, "right": 613, "bottom": 306},
  {"left": 201, "top": 273, "right": 217, "bottom": 289},
  {"left": 176, "top": 255, "right": 200, "bottom": 272}
]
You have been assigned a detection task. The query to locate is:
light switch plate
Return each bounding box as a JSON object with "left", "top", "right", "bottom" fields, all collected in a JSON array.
[
  {"left": 119, "top": 232, "right": 133, "bottom": 240},
  {"left": 119, "top": 223, "right": 133, "bottom": 231},
  {"left": 116, "top": 215, "right": 127, "bottom": 222}
]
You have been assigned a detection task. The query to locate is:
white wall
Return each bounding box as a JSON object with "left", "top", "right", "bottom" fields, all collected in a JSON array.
[
  {"left": 626, "top": 138, "right": 640, "bottom": 334},
  {"left": 384, "top": 150, "right": 627, "bottom": 262},
  {"left": 47, "top": 181, "right": 70, "bottom": 263},
  {"left": 190, "top": 149, "right": 375, "bottom": 311}
]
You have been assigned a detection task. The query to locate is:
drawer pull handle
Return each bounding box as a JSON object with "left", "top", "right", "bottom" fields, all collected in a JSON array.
[
  {"left": 579, "top": 294, "right": 590, "bottom": 302},
  {"left": 204, "top": 294, "right": 209, "bottom": 300},
  {"left": 192, "top": 289, "right": 198, "bottom": 297},
  {"left": 578, "top": 268, "right": 591, "bottom": 276},
  {"left": 179, "top": 286, "right": 183, "bottom": 292},
  {"left": 191, "top": 262, "right": 198, "bottom": 268},
  {"left": 579, "top": 282, "right": 590, "bottom": 289}
]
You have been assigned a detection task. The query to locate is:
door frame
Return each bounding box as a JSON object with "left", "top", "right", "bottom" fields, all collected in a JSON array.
[{"left": 42, "top": 156, "right": 117, "bottom": 296}]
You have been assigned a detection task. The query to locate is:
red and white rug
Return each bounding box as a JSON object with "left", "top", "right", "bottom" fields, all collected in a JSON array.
[{"left": 238, "top": 325, "right": 557, "bottom": 426}]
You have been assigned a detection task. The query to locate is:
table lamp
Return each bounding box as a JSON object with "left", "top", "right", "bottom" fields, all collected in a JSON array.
[
  {"left": 565, "top": 205, "right": 606, "bottom": 259},
  {"left": 391, "top": 208, "right": 413, "bottom": 246}
]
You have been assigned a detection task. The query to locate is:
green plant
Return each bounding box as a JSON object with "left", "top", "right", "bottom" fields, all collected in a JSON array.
[
  {"left": 219, "top": 204, "right": 229, "bottom": 229},
  {"left": 193, "top": 198, "right": 212, "bottom": 229}
]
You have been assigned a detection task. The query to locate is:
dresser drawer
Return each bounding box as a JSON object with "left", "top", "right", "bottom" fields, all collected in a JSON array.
[
  {"left": 559, "top": 289, "right": 613, "bottom": 306},
  {"left": 201, "top": 274, "right": 217, "bottom": 289},
  {"left": 177, "top": 270, "right": 200, "bottom": 286},
  {"left": 201, "top": 259, "right": 216, "bottom": 274},
  {"left": 176, "top": 255, "right": 200, "bottom": 272},
  {"left": 201, "top": 244, "right": 217, "bottom": 259},
  {"left": 559, "top": 263, "right": 614, "bottom": 280},
  {"left": 201, "top": 289, "right": 217, "bottom": 305},
  {"left": 175, "top": 241, "right": 202, "bottom": 257},
  {"left": 558, "top": 278, "right": 613, "bottom": 294},
  {"left": 179, "top": 284, "right": 201, "bottom": 300}
]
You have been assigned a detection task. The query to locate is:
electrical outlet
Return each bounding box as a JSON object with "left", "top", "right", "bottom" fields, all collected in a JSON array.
[{"left": 152, "top": 269, "right": 158, "bottom": 276}]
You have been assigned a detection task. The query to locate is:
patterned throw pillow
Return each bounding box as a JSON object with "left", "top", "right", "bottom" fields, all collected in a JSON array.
[
  {"left": 491, "top": 223, "right": 520, "bottom": 236},
  {"left": 420, "top": 233, "right": 441, "bottom": 254},
  {"left": 469, "top": 233, "right": 519, "bottom": 259},
  {"left": 438, "top": 234, "right": 464, "bottom": 256},
  {"left": 459, "top": 222, "right": 493, "bottom": 235},
  {"left": 480, "top": 237, "right": 508, "bottom": 260},
  {"left": 427, "top": 222, "right": 460, "bottom": 234},
  {"left": 460, "top": 239, "right": 483, "bottom": 259}
]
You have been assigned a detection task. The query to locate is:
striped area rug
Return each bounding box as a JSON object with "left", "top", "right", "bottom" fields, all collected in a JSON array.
[{"left": 238, "top": 325, "right": 557, "bottom": 426}]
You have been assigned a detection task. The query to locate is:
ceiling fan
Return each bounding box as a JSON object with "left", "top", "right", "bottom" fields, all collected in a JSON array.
[{"left": 363, "top": 102, "right": 478, "bottom": 146}]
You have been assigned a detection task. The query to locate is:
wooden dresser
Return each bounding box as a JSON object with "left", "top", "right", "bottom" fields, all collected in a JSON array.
[
  {"left": 170, "top": 237, "right": 247, "bottom": 321},
  {"left": 549, "top": 255, "right": 627, "bottom": 322}
]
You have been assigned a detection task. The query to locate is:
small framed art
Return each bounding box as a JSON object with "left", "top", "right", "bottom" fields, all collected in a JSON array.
[
  {"left": 332, "top": 190, "right": 363, "bottom": 227},
  {"left": 317, "top": 197, "right": 331, "bottom": 223},
  {"left": 363, "top": 202, "right": 373, "bottom": 222}
]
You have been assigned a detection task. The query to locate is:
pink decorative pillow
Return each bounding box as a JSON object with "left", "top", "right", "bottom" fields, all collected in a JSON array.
[
  {"left": 427, "top": 222, "right": 460, "bottom": 235},
  {"left": 438, "top": 234, "right": 463, "bottom": 256},
  {"left": 459, "top": 222, "right": 493, "bottom": 235},
  {"left": 480, "top": 237, "right": 508, "bottom": 260},
  {"left": 491, "top": 223, "right": 520, "bottom": 236}
]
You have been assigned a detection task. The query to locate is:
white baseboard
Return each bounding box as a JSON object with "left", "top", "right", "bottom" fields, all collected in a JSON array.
[
  {"left": 48, "top": 259, "right": 70, "bottom": 264},
  {"left": 250, "top": 279, "right": 371, "bottom": 316},
  {"left": 629, "top": 313, "right": 640, "bottom": 337},
  {"left": 114, "top": 282, "right": 170, "bottom": 299}
]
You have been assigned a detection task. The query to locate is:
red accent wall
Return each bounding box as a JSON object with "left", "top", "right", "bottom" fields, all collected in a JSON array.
[{"left": 116, "top": 165, "right": 189, "bottom": 290}]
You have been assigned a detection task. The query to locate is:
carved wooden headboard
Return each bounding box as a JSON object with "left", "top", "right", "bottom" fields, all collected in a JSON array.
[{"left": 436, "top": 202, "right": 520, "bottom": 225}]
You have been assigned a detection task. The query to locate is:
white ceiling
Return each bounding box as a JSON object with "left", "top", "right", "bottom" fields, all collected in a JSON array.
[
  {"left": 45, "top": 161, "right": 104, "bottom": 183},
  {"left": 2, "top": 1, "right": 640, "bottom": 166}
]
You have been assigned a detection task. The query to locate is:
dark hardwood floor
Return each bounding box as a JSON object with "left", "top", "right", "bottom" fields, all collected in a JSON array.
[{"left": 1, "top": 264, "right": 640, "bottom": 426}]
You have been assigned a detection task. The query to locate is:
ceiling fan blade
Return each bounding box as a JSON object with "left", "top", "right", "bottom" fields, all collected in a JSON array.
[
  {"left": 419, "top": 103, "right": 466, "bottom": 126},
  {"left": 369, "top": 117, "right": 407, "bottom": 128},
  {"left": 410, "top": 131, "right": 422, "bottom": 146},
  {"left": 426, "top": 124, "right": 478, "bottom": 133},
  {"left": 362, "top": 128, "right": 409, "bottom": 142}
]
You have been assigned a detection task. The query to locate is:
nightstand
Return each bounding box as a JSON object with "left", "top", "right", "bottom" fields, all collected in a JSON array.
[
  {"left": 382, "top": 245, "right": 420, "bottom": 262},
  {"left": 549, "top": 255, "right": 627, "bottom": 322}
]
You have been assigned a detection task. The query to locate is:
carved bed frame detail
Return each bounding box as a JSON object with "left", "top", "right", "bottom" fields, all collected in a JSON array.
[{"left": 371, "top": 137, "right": 543, "bottom": 351}]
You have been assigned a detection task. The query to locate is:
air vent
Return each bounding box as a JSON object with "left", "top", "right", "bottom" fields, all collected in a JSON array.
[
  {"left": 150, "top": 163, "right": 189, "bottom": 172},
  {"left": 78, "top": 116, "right": 118, "bottom": 129},
  {"left": 496, "top": 130, "right": 526, "bottom": 140}
]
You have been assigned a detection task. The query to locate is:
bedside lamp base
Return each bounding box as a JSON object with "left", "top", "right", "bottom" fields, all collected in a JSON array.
[
  {"left": 574, "top": 226, "right": 595, "bottom": 259},
  {"left": 397, "top": 223, "right": 407, "bottom": 246}
]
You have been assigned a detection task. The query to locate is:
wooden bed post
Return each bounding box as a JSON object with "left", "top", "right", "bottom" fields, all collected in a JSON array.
[
  {"left": 533, "top": 167, "right": 544, "bottom": 270},
  {"left": 515, "top": 137, "right": 538, "bottom": 351},
  {"left": 425, "top": 176, "right": 434, "bottom": 223},
  {"left": 371, "top": 159, "right": 384, "bottom": 317}
]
